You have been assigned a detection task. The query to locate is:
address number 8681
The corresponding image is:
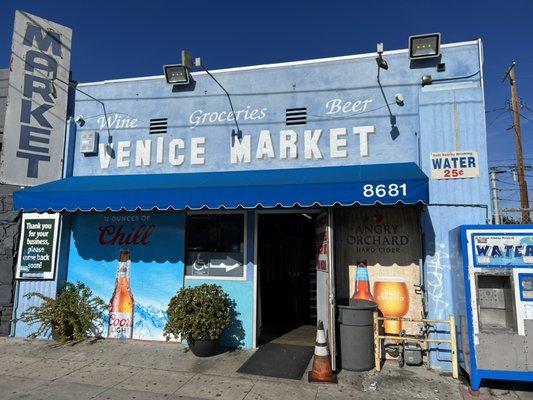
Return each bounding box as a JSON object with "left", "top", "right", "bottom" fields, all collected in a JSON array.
[{"left": 362, "top": 183, "right": 407, "bottom": 198}]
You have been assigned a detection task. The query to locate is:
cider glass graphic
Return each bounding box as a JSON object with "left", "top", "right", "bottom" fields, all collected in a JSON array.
[{"left": 373, "top": 277, "right": 409, "bottom": 335}]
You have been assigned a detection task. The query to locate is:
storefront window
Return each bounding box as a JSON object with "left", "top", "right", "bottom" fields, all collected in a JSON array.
[{"left": 185, "top": 213, "right": 245, "bottom": 277}]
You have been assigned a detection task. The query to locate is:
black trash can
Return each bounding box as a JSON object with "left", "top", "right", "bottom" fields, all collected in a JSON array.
[{"left": 338, "top": 299, "right": 378, "bottom": 371}]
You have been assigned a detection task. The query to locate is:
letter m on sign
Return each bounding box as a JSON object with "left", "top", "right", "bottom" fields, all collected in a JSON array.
[{"left": 23, "top": 23, "right": 62, "bottom": 56}]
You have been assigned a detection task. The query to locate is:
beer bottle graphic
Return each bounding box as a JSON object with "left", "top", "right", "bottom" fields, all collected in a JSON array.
[
  {"left": 353, "top": 260, "right": 375, "bottom": 301},
  {"left": 108, "top": 249, "right": 134, "bottom": 339}
]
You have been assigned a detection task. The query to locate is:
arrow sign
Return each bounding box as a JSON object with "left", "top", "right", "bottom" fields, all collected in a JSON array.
[{"left": 210, "top": 256, "right": 241, "bottom": 272}]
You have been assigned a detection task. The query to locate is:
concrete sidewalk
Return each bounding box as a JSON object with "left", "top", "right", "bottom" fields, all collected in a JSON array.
[{"left": 0, "top": 337, "right": 528, "bottom": 400}]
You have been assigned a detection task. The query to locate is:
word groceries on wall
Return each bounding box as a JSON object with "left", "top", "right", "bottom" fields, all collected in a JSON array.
[
  {"left": 67, "top": 212, "right": 184, "bottom": 340},
  {"left": 97, "top": 125, "right": 376, "bottom": 169}
]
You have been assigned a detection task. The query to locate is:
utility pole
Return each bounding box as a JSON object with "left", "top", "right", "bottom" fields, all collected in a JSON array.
[
  {"left": 503, "top": 62, "right": 531, "bottom": 223},
  {"left": 490, "top": 170, "right": 501, "bottom": 224}
]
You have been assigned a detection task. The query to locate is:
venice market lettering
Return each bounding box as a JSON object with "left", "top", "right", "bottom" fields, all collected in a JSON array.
[
  {"left": 98, "top": 125, "right": 375, "bottom": 169},
  {"left": 476, "top": 244, "right": 533, "bottom": 258},
  {"left": 16, "top": 23, "right": 64, "bottom": 178}
]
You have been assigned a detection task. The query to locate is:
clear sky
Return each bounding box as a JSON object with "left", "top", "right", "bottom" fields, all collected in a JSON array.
[{"left": 1, "top": 0, "right": 532, "bottom": 215}]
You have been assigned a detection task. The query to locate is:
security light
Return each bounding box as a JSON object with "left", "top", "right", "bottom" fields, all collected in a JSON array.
[
  {"left": 74, "top": 115, "right": 85, "bottom": 126},
  {"left": 375, "top": 42, "right": 388, "bottom": 70},
  {"left": 376, "top": 57, "right": 388, "bottom": 70},
  {"left": 421, "top": 75, "right": 433, "bottom": 86},
  {"left": 163, "top": 65, "right": 190, "bottom": 85},
  {"left": 409, "top": 33, "right": 441, "bottom": 60}
]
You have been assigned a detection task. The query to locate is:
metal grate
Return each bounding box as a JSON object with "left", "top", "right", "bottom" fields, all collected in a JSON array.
[
  {"left": 285, "top": 108, "right": 307, "bottom": 126},
  {"left": 149, "top": 118, "right": 167, "bottom": 134}
]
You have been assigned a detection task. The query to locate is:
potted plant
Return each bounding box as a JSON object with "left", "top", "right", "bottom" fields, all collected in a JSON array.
[
  {"left": 164, "top": 284, "right": 230, "bottom": 357},
  {"left": 18, "top": 281, "right": 106, "bottom": 343}
]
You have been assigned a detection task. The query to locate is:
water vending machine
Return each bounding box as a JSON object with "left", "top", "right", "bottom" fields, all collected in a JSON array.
[{"left": 452, "top": 225, "right": 533, "bottom": 390}]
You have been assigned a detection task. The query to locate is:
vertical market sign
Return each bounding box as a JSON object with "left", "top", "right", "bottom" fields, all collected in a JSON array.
[
  {"left": 0, "top": 11, "right": 72, "bottom": 186},
  {"left": 16, "top": 213, "right": 60, "bottom": 279}
]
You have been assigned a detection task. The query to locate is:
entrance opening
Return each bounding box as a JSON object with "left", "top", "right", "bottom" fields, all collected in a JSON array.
[{"left": 257, "top": 212, "right": 317, "bottom": 346}]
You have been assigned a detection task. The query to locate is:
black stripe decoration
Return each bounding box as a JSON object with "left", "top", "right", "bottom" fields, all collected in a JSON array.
[
  {"left": 285, "top": 107, "right": 307, "bottom": 126},
  {"left": 149, "top": 118, "right": 168, "bottom": 134}
]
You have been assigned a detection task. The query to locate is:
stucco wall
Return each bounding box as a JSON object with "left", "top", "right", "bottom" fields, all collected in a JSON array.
[
  {"left": 0, "top": 186, "right": 19, "bottom": 336},
  {"left": 0, "top": 68, "right": 19, "bottom": 336}
]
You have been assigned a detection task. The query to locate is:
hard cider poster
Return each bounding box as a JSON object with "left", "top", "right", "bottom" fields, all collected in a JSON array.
[
  {"left": 67, "top": 212, "right": 184, "bottom": 340},
  {"left": 334, "top": 206, "right": 422, "bottom": 335}
]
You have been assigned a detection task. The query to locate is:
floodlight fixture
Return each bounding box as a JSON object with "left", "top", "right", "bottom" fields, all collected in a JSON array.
[
  {"left": 163, "top": 64, "right": 190, "bottom": 85},
  {"left": 409, "top": 33, "right": 441, "bottom": 60}
]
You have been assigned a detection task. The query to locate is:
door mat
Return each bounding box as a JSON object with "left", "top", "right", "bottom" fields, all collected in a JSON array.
[{"left": 237, "top": 343, "right": 314, "bottom": 380}]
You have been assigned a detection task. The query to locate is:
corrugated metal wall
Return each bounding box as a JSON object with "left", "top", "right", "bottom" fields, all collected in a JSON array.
[
  {"left": 419, "top": 82, "right": 490, "bottom": 371},
  {"left": 12, "top": 215, "right": 72, "bottom": 338}
]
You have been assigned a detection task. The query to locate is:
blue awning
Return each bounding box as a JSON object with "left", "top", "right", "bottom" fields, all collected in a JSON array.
[{"left": 14, "top": 163, "right": 428, "bottom": 212}]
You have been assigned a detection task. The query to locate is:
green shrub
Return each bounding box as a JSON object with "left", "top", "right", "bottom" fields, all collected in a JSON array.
[
  {"left": 19, "top": 281, "right": 106, "bottom": 343},
  {"left": 164, "top": 284, "right": 230, "bottom": 342}
]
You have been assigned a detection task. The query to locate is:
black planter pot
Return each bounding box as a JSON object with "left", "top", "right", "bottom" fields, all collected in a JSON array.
[{"left": 188, "top": 339, "right": 219, "bottom": 357}]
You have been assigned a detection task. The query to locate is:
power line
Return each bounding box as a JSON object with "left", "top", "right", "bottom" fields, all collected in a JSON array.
[{"left": 487, "top": 110, "right": 509, "bottom": 127}]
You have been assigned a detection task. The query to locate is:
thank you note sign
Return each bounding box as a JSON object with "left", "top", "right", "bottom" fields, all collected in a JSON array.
[{"left": 16, "top": 213, "right": 60, "bottom": 279}]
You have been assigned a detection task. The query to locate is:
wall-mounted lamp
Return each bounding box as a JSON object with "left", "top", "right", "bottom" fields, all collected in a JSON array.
[
  {"left": 421, "top": 75, "right": 433, "bottom": 86},
  {"left": 375, "top": 42, "right": 388, "bottom": 70},
  {"left": 165, "top": 51, "right": 241, "bottom": 138},
  {"left": 409, "top": 33, "right": 441, "bottom": 60},
  {"left": 163, "top": 51, "right": 194, "bottom": 85},
  {"left": 395, "top": 93, "right": 404, "bottom": 106},
  {"left": 74, "top": 115, "right": 85, "bottom": 126}
]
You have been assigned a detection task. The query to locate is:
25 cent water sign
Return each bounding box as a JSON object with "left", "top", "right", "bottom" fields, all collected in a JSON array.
[
  {"left": 16, "top": 213, "right": 60, "bottom": 279},
  {"left": 430, "top": 151, "right": 479, "bottom": 180}
]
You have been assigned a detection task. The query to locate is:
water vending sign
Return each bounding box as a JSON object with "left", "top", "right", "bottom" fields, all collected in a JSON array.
[
  {"left": 473, "top": 233, "right": 533, "bottom": 268},
  {"left": 430, "top": 151, "right": 479, "bottom": 180}
]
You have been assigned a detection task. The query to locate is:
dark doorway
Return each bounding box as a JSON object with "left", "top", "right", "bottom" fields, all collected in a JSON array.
[{"left": 257, "top": 213, "right": 317, "bottom": 346}]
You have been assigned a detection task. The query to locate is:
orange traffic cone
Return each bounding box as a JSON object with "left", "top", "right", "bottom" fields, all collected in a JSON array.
[{"left": 308, "top": 320, "right": 337, "bottom": 384}]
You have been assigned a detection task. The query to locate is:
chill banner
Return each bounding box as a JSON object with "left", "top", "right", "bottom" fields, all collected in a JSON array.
[
  {"left": 16, "top": 213, "right": 60, "bottom": 280},
  {"left": 67, "top": 212, "right": 184, "bottom": 341}
]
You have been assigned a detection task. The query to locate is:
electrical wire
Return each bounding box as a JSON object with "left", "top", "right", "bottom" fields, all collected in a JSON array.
[
  {"left": 485, "top": 106, "right": 506, "bottom": 114},
  {"left": 199, "top": 63, "right": 241, "bottom": 135},
  {"left": 487, "top": 110, "right": 509, "bottom": 127},
  {"left": 54, "top": 76, "right": 112, "bottom": 142},
  {"left": 431, "top": 70, "right": 481, "bottom": 84}
]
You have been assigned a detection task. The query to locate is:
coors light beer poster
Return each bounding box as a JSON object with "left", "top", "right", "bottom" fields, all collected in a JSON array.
[{"left": 67, "top": 212, "right": 184, "bottom": 340}]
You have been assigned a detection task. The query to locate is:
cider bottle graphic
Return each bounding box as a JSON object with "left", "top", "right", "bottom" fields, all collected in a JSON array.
[
  {"left": 108, "top": 249, "right": 134, "bottom": 339},
  {"left": 353, "top": 260, "right": 375, "bottom": 301}
]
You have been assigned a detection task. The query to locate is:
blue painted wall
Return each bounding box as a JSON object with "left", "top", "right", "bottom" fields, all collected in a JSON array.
[
  {"left": 15, "top": 41, "right": 491, "bottom": 370},
  {"left": 419, "top": 83, "right": 490, "bottom": 370},
  {"left": 184, "top": 279, "right": 254, "bottom": 348}
]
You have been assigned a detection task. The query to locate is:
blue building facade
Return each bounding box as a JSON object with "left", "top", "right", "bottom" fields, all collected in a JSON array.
[{"left": 12, "top": 39, "right": 490, "bottom": 372}]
